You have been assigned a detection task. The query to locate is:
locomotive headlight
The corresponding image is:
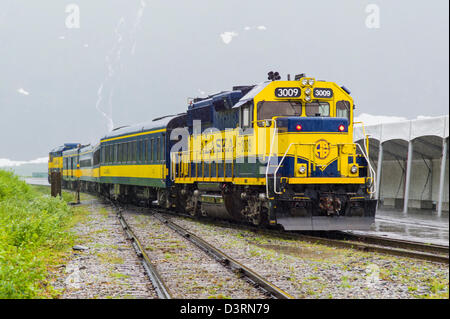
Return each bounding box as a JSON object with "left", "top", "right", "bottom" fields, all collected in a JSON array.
[
  {"left": 305, "top": 88, "right": 311, "bottom": 95},
  {"left": 305, "top": 95, "right": 311, "bottom": 102},
  {"left": 308, "top": 79, "right": 315, "bottom": 86},
  {"left": 350, "top": 165, "right": 358, "bottom": 174},
  {"left": 301, "top": 78, "right": 308, "bottom": 86},
  {"left": 298, "top": 165, "right": 306, "bottom": 174}
]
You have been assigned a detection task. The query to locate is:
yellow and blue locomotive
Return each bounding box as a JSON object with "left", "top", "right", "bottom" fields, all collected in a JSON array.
[
  {"left": 48, "top": 143, "right": 79, "bottom": 184},
  {"left": 50, "top": 73, "right": 376, "bottom": 230}
]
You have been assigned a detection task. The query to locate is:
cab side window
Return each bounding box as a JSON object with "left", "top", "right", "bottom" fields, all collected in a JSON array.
[
  {"left": 336, "top": 100, "right": 350, "bottom": 120},
  {"left": 240, "top": 102, "right": 252, "bottom": 128}
]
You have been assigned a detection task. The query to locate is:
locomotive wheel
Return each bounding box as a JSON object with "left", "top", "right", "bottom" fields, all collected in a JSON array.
[
  {"left": 175, "top": 188, "right": 199, "bottom": 217},
  {"left": 245, "top": 197, "right": 269, "bottom": 226},
  {"left": 157, "top": 189, "right": 171, "bottom": 209},
  {"left": 186, "top": 189, "right": 200, "bottom": 217},
  {"left": 188, "top": 199, "right": 199, "bottom": 217}
]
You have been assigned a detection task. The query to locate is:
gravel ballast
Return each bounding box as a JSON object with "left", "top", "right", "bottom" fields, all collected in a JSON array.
[
  {"left": 53, "top": 201, "right": 157, "bottom": 299},
  {"left": 123, "top": 210, "right": 267, "bottom": 299},
  {"left": 169, "top": 216, "right": 449, "bottom": 299},
  {"left": 52, "top": 196, "right": 448, "bottom": 299}
]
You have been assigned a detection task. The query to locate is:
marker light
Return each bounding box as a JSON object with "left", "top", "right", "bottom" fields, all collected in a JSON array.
[
  {"left": 338, "top": 124, "right": 345, "bottom": 132},
  {"left": 296, "top": 124, "right": 303, "bottom": 131},
  {"left": 301, "top": 78, "right": 308, "bottom": 86},
  {"left": 308, "top": 79, "right": 315, "bottom": 86},
  {"left": 350, "top": 165, "right": 358, "bottom": 174},
  {"left": 299, "top": 166, "right": 306, "bottom": 174}
]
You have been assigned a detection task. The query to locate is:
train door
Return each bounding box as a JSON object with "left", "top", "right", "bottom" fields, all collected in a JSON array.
[{"left": 75, "top": 148, "right": 81, "bottom": 179}]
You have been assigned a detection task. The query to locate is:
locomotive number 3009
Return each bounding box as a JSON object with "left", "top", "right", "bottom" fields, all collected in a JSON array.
[
  {"left": 275, "top": 87, "right": 301, "bottom": 98},
  {"left": 313, "top": 88, "right": 333, "bottom": 98}
]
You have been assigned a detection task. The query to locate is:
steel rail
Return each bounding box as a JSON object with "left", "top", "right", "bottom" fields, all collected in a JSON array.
[
  {"left": 298, "top": 233, "right": 449, "bottom": 264},
  {"left": 114, "top": 206, "right": 172, "bottom": 299},
  {"left": 335, "top": 231, "right": 449, "bottom": 255},
  {"left": 151, "top": 211, "right": 293, "bottom": 299},
  {"left": 81, "top": 197, "right": 449, "bottom": 266},
  {"left": 151, "top": 208, "right": 448, "bottom": 264}
]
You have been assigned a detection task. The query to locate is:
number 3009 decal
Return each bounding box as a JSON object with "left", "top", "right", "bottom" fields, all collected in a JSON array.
[
  {"left": 313, "top": 88, "right": 333, "bottom": 98},
  {"left": 275, "top": 87, "right": 301, "bottom": 98}
]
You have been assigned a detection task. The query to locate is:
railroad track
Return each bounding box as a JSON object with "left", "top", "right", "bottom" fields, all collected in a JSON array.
[
  {"left": 335, "top": 231, "right": 449, "bottom": 255},
  {"left": 111, "top": 202, "right": 172, "bottom": 299},
  {"left": 108, "top": 201, "right": 292, "bottom": 299},
  {"left": 45, "top": 187, "right": 449, "bottom": 265},
  {"left": 291, "top": 231, "right": 449, "bottom": 264},
  {"left": 149, "top": 207, "right": 449, "bottom": 264},
  {"left": 84, "top": 194, "right": 449, "bottom": 267},
  {"left": 150, "top": 211, "right": 293, "bottom": 299}
]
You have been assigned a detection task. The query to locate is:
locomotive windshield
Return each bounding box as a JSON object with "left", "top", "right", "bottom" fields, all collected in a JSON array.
[
  {"left": 257, "top": 101, "right": 302, "bottom": 121},
  {"left": 305, "top": 102, "right": 330, "bottom": 117}
]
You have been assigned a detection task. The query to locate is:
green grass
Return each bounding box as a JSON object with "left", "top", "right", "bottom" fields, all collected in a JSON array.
[{"left": 0, "top": 170, "right": 76, "bottom": 298}]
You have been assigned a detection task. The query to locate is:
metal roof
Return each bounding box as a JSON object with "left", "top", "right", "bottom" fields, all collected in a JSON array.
[
  {"left": 231, "top": 81, "right": 270, "bottom": 109},
  {"left": 354, "top": 115, "right": 449, "bottom": 160},
  {"left": 101, "top": 114, "right": 182, "bottom": 140},
  {"left": 354, "top": 115, "right": 449, "bottom": 143}
]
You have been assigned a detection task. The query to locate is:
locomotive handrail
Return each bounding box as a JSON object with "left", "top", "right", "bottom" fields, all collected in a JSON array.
[
  {"left": 353, "top": 121, "right": 370, "bottom": 155},
  {"left": 272, "top": 142, "right": 298, "bottom": 195},
  {"left": 271, "top": 142, "right": 376, "bottom": 196},
  {"left": 355, "top": 143, "right": 376, "bottom": 196},
  {"left": 170, "top": 152, "right": 178, "bottom": 181},
  {"left": 265, "top": 119, "right": 278, "bottom": 198},
  {"left": 353, "top": 121, "right": 376, "bottom": 196}
]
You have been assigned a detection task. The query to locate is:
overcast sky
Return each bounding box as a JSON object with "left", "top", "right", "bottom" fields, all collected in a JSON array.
[{"left": 0, "top": 0, "right": 448, "bottom": 160}]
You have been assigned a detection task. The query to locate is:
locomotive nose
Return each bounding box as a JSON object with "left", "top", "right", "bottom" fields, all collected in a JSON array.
[{"left": 277, "top": 117, "right": 349, "bottom": 133}]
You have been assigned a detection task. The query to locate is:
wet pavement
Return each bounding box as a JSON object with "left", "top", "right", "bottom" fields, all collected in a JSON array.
[{"left": 349, "top": 208, "right": 449, "bottom": 246}]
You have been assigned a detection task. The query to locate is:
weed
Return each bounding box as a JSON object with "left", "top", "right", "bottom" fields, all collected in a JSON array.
[{"left": 0, "top": 170, "right": 75, "bottom": 298}]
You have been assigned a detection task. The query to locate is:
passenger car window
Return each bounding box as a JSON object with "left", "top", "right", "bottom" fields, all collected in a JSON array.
[
  {"left": 161, "top": 134, "right": 166, "bottom": 161},
  {"left": 156, "top": 137, "right": 161, "bottom": 161},
  {"left": 109, "top": 145, "right": 113, "bottom": 163},
  {"left": 128, "top": 142, "right": 132, "bottom": 162},
  {"left": 144, "top": 139, "right": 148, "bottom": 162},
  {"left": 150, "top": 139, "right": 154, "bottom": 162},
  {"left": 132, "top": 141, "right": 137, "bottom": 162},
  {"left": 138, "top": 140, "right": 142, "bottom": 162}
]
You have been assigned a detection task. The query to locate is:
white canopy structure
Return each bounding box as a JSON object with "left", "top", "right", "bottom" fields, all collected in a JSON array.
[{"left": 354, "top": 115, "right": 449, "bottom": 215}]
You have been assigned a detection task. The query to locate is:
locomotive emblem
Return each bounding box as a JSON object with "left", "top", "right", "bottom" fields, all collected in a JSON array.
[{"left": 314, "top": 139, "right": 330, "bottom": 159}]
